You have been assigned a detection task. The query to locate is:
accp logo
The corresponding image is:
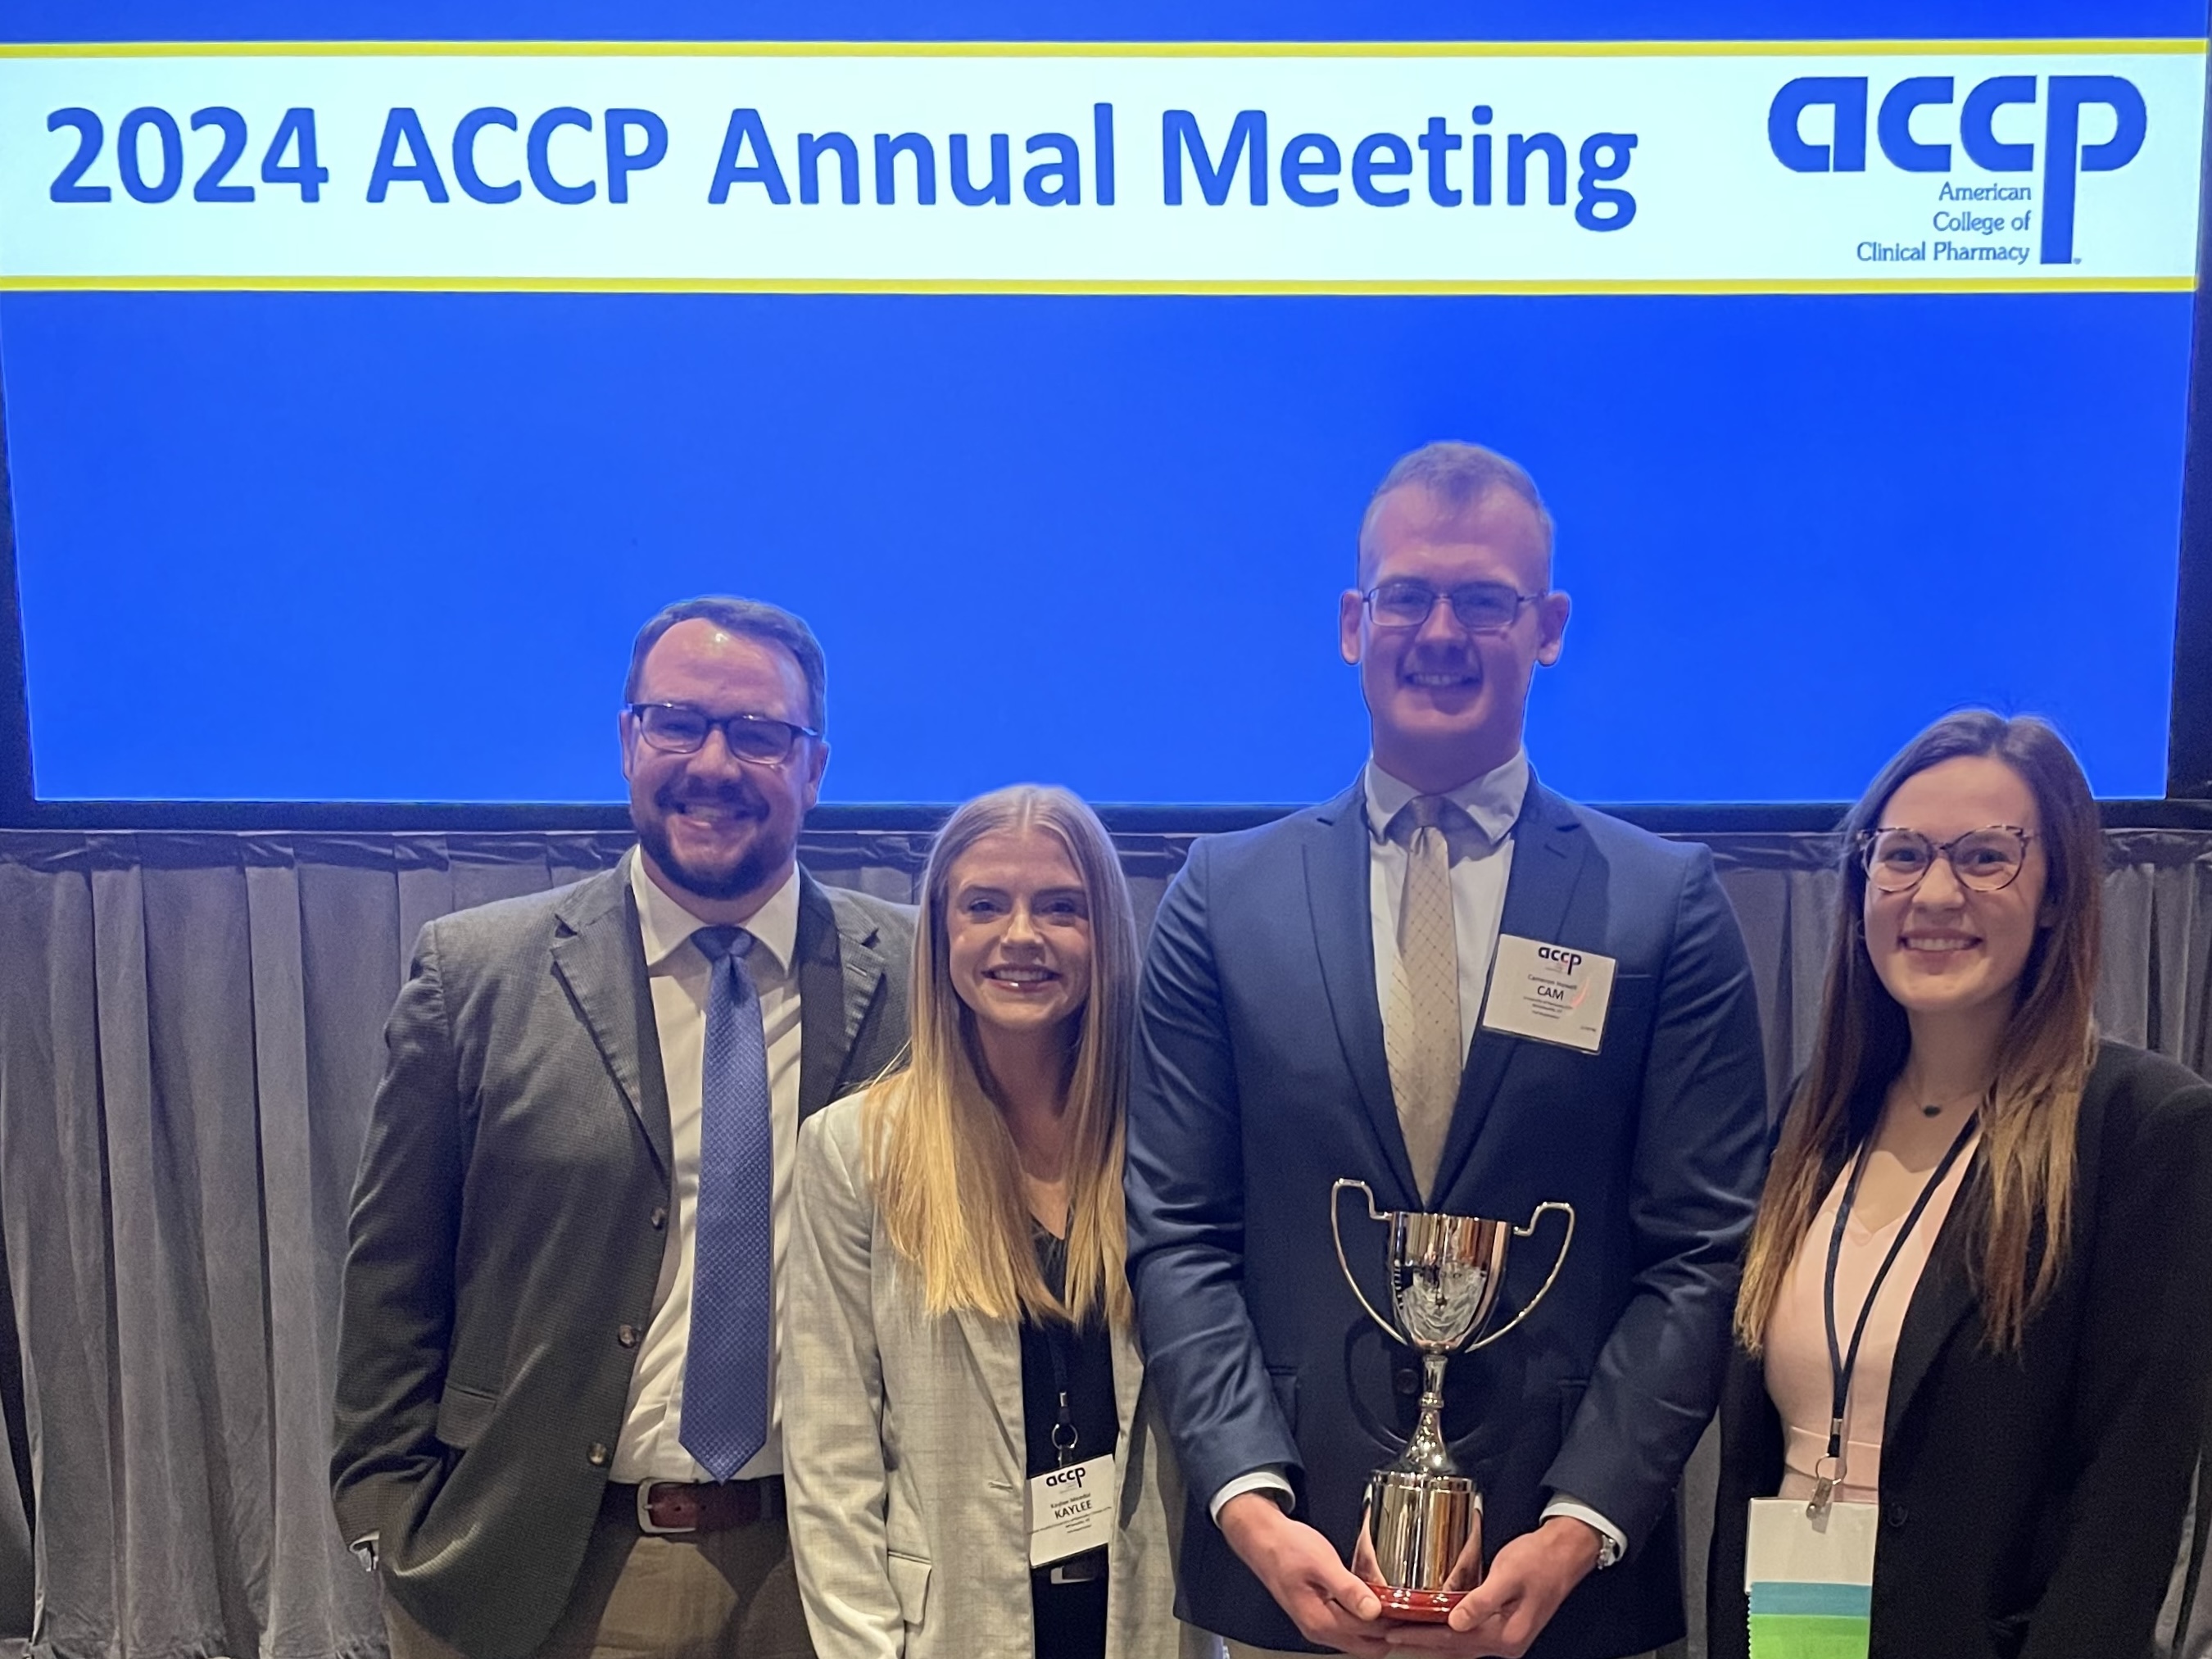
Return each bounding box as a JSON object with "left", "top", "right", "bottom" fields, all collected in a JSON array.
[{"left": 1767, "top": 74, "right": 2146, "bottom": 265}]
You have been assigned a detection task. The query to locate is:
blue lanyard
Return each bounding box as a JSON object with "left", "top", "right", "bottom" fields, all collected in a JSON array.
[{"left": 1810, "top": 1113, "right": 1979, "bottom": 1515}]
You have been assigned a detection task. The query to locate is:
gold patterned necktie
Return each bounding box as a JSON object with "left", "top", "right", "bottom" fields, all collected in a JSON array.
[{"left": 1385, "top": 794, "right": 1463, "bottom": 1204}]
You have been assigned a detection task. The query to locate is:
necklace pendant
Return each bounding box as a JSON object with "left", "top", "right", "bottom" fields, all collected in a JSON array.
[{"left": 1920, "top": 1102, "right": 1942, "bottom": 1117}]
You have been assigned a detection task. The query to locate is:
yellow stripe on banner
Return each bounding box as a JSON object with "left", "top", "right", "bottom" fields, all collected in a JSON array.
[
  {"left": 0, "top": 38, "right": 2201, "bottom": 58},
  {"left": 0, "top": 274, "right": 2193, "bottom": 297}
]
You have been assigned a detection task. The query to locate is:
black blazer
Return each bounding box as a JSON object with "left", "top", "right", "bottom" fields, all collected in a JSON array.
[
  {"left": 330, "top": 860, "right": 913, "bottom": 1659},
  {"left": 1708, "top": 1040, "right": 2212, "bottom": 1659}
]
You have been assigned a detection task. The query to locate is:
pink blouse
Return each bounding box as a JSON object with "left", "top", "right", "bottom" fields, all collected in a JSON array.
[{"left": 1762, "top": 1136, "right": 1979, "bottom": 1505}]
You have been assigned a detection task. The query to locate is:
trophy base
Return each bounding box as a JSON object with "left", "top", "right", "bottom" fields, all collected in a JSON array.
[
  {"left": 1367, "top": 1582, "right": 1466, "bottom": 1623},
  {"left": 1356, "top": 1468, "right": 1482, "bottom": 1623}
]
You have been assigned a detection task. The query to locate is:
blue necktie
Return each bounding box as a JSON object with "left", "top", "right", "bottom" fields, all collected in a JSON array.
[{"left": 682, "top": 926, "right": 774, "bottom": 1481}]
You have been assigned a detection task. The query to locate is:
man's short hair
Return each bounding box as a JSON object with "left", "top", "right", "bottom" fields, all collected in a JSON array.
[
  {"left": 1356, "top": 441, "right": 1557, "bottom": 586},
  {"left": 623, "top": 596, "right": 829, "bottom": 732}
]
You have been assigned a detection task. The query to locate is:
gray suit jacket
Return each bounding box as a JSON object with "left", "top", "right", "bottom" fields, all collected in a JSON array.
[
  {"left": 785, "top": 1092, "right": 1200, "bottom": 1659},
  {"left": 330, "top": 855, "right": 914, "bottom": 1659}
]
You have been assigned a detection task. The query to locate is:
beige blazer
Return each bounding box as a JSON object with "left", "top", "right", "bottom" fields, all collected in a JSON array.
[{"left": 785, "top": 1090, "right": 1200, "bottom": 1659}]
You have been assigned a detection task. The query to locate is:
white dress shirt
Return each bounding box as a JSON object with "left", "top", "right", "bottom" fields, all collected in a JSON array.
[
  {"left": 1213, "top": 755, "right": 1625, "bottom": 1562},
  {"left": 612, "top": 850, "right": 805, "bottom": 1484}
]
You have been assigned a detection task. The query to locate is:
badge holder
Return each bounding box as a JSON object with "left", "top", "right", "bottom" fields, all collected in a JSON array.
[
  {"left": 1746, "top": 1494, "right": 1876, "bottom": 1659},
  {"left": 1027, "top": 1326, "right": 1113, "bottom": 1580}
]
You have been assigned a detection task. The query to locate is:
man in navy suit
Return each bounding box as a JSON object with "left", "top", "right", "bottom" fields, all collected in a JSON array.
[{"left": 1126, "top": 442, "right": 1768, "bottom": 1659}]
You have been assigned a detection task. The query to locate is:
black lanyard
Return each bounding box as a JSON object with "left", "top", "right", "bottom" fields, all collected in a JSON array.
[
  {"left": 1044, "top": 1321, "right": 1081, "bottom": 1469},
  {"left": 1811, "top": 1113, "right": 1979, "bottom": 1514},
  {"left": 1036, "top": 1224, "right": 1081, "bottom": 1469}
]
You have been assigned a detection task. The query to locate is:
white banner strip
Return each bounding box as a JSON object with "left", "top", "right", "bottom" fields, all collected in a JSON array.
[{"left": 0, "top": 42, "right": 2200, "bottom": 292}]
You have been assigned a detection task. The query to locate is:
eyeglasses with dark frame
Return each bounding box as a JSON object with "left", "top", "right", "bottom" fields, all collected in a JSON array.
[
  {"left": 1361, "top": 580, "right": 1548, "bottom": 635},
  {"left": 626, "top": 702, "right": 819, "bottom": 767},
  {"left": 1858, "top": 824, "right": 2036, "bottom": 894}
]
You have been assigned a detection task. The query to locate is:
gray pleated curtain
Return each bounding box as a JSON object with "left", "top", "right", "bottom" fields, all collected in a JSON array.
[{"left": 2, "top": 825, "right": 2209, "bottom": 1659}]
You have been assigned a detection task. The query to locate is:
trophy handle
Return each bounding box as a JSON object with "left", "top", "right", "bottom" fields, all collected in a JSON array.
[
  {"left": 1464, "top": 1201, "right": 1576, "bottom": 1353},
  {"left": 1330, "top": 1179, "right": 1405, "bottom": 1343}
]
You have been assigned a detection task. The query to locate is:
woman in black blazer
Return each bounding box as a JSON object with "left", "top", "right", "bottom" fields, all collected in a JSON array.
[{"left": 1709, "top": 710, "right": 2212, "bottom": 1659}]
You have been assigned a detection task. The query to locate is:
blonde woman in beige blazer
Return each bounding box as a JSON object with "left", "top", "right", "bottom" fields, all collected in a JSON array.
[{"left": 784, "top": 786, "right": 1197, "bottom": 1659}]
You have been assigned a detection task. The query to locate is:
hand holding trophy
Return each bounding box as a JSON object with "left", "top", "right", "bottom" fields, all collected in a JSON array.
[{"left": 1330, "top": 1178, "right": 1576, "bottom": 1623}]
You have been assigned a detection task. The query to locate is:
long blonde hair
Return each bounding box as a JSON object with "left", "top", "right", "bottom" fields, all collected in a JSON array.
[
  {"left": 864, "top": 785, "right": 1139, "bottom": 1328},
  {"left": 1735, "top": 711, "right": 2102, "bottom": 1354}
]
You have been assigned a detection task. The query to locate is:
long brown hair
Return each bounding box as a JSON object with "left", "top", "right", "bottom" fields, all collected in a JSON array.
[
  {"left": 863, "top": 785, "right": 1139, "bottom": 1328},
  {"left": 1735, "top": 711, "right": 2102, "bottom": 1352}
]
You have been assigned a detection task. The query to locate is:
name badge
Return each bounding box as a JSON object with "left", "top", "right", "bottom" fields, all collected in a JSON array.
[
  {"left": 1480, "top": 936, "right": 1617, "bottom": 1054},
  {"left": 1745, "top": 1497, "right": 1876, "bottom": 1659},
  {"left": 1027, "top": 1453, "right": 1115, "bottom": 1567}
]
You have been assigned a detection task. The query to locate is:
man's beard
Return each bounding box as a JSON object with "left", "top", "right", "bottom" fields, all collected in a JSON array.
[{"left": 631, "top": 790, "right": 795, "bottom": 902}]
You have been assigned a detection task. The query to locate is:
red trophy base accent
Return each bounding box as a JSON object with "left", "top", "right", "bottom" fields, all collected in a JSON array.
[{"left": 1369, "top": 1582, "right": 1466, "bottom": 1624}]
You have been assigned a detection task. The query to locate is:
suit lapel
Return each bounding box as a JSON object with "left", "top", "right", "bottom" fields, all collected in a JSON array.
[
  {"left": 952, "top": 1306, "right": 1025, "bottom": 1466},
  {"left": 1888, "top": 1071, "right": 2107, "bottom": 1446},
  {"left": 1304, "top": 786, "right": 1421, "bottom": 1209},
  {"left": 796, "top": 871, "right": 891, "bottom": 1118},
  {"left": 1433, "top": 782, "right": 1591, "bottom": 1196},
  {"left": 1883, "top": 1161, "right": 1984, "bottom": 1446},
  {"left": 549, "top": 864, "right": 673, "bottom": 1177}
]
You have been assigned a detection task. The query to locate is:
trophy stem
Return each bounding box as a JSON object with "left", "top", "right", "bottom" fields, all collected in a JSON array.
[
  {"left": 1420, "top": 1351, "right": 1448, "bottom": 1420},
  {"left": 1398, "top": 1352, "right": 1454, "bottom": 1478}
]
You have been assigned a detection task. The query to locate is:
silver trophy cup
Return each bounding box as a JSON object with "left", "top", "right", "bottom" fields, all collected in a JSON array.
[{"left": 1330, "top": 1178, "right": 1575, "bottom": 1621}]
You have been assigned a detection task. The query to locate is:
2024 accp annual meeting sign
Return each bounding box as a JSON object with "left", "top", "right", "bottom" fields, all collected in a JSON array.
[{"left": 0, "top": 39, "right": 2200, "bottom": 292}]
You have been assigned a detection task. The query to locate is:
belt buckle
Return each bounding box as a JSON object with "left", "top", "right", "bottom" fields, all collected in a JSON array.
[{"left": 636, "top": 1481, "right": 696, "bottom": 1537}]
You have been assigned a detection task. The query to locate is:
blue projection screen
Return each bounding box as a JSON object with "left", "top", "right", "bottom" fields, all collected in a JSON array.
[{"left": 0, "top": 8, "right": 2204, "bottom": 804}]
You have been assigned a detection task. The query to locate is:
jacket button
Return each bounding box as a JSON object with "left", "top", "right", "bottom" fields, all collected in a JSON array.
[
  {"left": 617, "top": 1324, "right": 640, "bottom": 1349},
  {"left": 1394, "top": 1366, "right": 1421, "bottom": 1397},
  {"left": 587, "top": 1443, "right": 610, "bottom": 1467},
  {"left": 650, "top": 1207, "right": 668, "bottom": 1231},
  {"left": 1886, "top": 1503, "right": 1907, "bottom": 1529}
]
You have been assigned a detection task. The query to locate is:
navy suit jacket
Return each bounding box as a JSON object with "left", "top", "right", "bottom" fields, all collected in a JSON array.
[{"left": 1125, "top": 777, "right": 1770, "bottom": 1657}]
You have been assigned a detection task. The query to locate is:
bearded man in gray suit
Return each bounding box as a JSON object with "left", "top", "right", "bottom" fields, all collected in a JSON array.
[{"left": 333, "top": 596, "right": 914, "bottom": 1659}]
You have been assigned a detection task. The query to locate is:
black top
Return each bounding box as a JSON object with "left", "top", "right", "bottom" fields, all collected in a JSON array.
[
  {"left": 1707, "top": 1040, "right": 2212, "bottom": 1659},
  {"left": 1019, "top": 1224, "right": 1119, "bottom": 1659}
]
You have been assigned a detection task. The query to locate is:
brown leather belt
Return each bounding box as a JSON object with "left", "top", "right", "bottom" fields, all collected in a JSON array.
[{"left": 606, "top": 1477, "right": 785, "bottom": 1536}]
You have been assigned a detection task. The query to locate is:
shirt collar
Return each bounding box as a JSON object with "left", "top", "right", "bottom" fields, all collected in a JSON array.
[
  {"left": 626, "top": 846, "right": 801, "bottom": 977},
  {"left": 1362, "top": 749, "right": 1530, "bottom": 848}
]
